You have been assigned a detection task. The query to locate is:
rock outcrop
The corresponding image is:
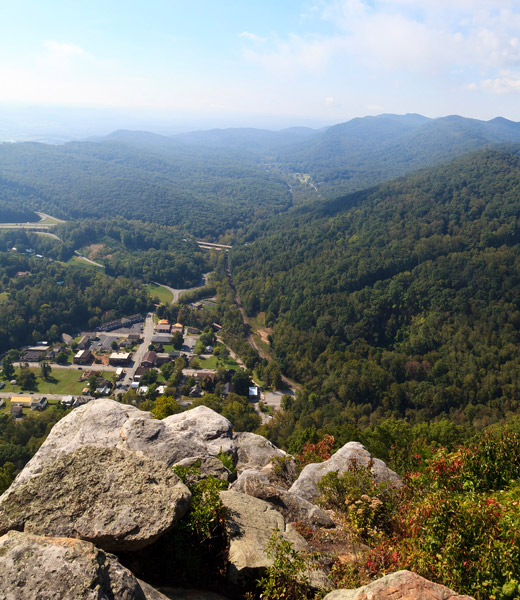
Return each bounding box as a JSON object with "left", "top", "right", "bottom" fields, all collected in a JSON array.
[
  {"left": 234, "top": 431, "right": 293, "bottom": 474},
  {"left": 232, "top": 469, "right": 333, "bottom": 526},
  {"left": 173, "top": 455, "right": 233, "bottom": 482},
  {"left": 0, "top": 446, "right": 191, "bottom": 551},
  {"left": 219, "top": 490, "right": 328, "bottom": 590},
  {"left": 4, "top": 399, "right": 236, "bottom": 494},
  {"left": 323, "top": 570, "right": 475, "bottom": 600},
  {"left": 0, "top": 530, "right": 168, "bottom": 600},
  {"left": 289, "top": 441, "right": 400, "bottom": 502}
]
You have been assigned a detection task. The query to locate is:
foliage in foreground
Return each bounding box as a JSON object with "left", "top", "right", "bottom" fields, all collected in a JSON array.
[{"left": 315, "top": 430, "right": 520, "bottom": 600}]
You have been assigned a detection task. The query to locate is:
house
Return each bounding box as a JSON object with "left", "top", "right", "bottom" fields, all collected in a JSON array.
[
  {"left": 31, "top": 397, "right": 48, "bottom": 411},
  {"left": 116, "top": 367, "right": 125, "bottom": 379},
  {"left": 128, "top": 333, "right": 142, "bottom": 342},
  {"left": 189, "top": 384, "right": 203, "bottom": 397},
  {"left": 16, "top": 271, "right": 29, "bottom": 278},
  {"left": 156, "top": 385, "right": 167, "bottom": 395},
  {"left": 248, "top": 386, "right": 260, "bottom": 400},
  {"left": 222, "top": 382, "right": 233, "bottom": 397},
  {"left": 186, "top": 327, "right": 201, "bottom": 335},
  {"left": 151, "top": 334, "right": 173, "bottom": 345},
  {"left": 108, "top": 352, "right": 132, "bottom": 366},
  {"left": 133, "top": 366, "right": 149, "bottom": 381},
  {"left": 73, "top": 349, "right": 93, "bottom": 365},
  {"left": 61, "top": 395, "right": 75, "bottom": 408},
  {"left": 156, "top": 352, "right": 177, "bottom": 366},
  {"left": 11, "top": 396, "right": 33, "bottom": 408},
  {"left": 22, "top": 346, "right": 47, "bottom": 362},
  {"left": 137, "top": 385, "right": 149, "bottom": 395},
  {"left": 171, "top": 322, "right": 184, "bottom": 334},
  {"left": 10, "top": 406, "right": 23, "bottom": 418},
  {"left": 77, "top": 335, "right": 92, "bottom": 350},
  {"left": 156, "top": 319, "right": 171, "bottom": 333},
  {"left": 141, "top": 351, "right": 157, "bottom": 368}
]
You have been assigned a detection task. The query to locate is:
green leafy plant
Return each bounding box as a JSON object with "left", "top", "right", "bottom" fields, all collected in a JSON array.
[{"left": 257, "top": 529, "right": 316, "bottom": 600}]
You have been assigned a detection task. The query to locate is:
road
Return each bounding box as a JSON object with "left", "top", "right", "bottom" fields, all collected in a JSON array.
[
  {"left": 224, "top": 253, "right": 300, "bottom": 392},
  {"left": 14, "top": 362, "right": 117, "bottom": 372},
  {"left": 154, "top": 272, "right": 211, "bottom": 304},
  {"left": 122, "top": 313, "right": 155, "bottom": 386},
  {"left": 74, "top": 251, "right": 104, "bottom": 268}
]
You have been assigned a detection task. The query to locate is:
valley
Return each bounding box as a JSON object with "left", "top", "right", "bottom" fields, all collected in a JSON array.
[{"left": 2, "top": 113, "right": 520, "bottom": 599}]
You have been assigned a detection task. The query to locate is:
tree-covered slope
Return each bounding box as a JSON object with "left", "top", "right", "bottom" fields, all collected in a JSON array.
[
  {"left": 0, "top": 139, "right": 291, "bottom": 240},
  {"left": 230, "top": 147, "right": 520, "bottom": 435},
  {"left": 274, "top": 114, "right": 520, "bottom": 199}
]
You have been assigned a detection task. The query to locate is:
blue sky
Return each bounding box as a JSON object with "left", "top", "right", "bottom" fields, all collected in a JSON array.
[{"left": 1, "top": 0, "right": 520, "bottom": 130}]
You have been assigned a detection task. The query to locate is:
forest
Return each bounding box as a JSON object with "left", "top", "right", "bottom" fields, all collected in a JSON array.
[{"left": 229, "top": 147, "right": 520, "bottom": 446}]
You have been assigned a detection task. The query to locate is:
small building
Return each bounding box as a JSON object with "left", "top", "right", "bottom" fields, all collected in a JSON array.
[
  {"left": 248, "top": 386, "right": 260, "bottom": 400},
  {"left": 11, "top": 396, "right": 33, "bottom": 408},
  {"left": 74, "top": 349, "right": 93, "bottom": 365},
  {"left": 61, "top": 395, "right": 75, "bottom": 408},
  {"left": 151, "top": 334, "right": 173, "bottom": 345},
  {"left": 31, "top": 397, "right": 47, "bottom": 411},
  {"left": 77, "top": 335, "right": 92, "bottom": 350},
  {"left": 186, "top": 327, "right": 201, "bottom": 335},
  {"left": 171, "top": 322, "right": 184, "bottom": 334},
  {"left": 156, "top": 320, "right": 171, "bottom": 333},
  {"left": 116, "top": 367, "right": 125, "bottom": 379},
  {"left": 189, "top": 384, "right": 203, "bottom": 397},
  {"left": 222, "top": 382, "right": 233, "bottom": 397},
  {"left": 141, "top": 351, "right": 157, "bottom": 368},
  {"left": 134, "top": 366, "right": 149, "bottom": 381},
  {"left": 138, "top": 385, "right": 149, "bottom": 395},
  {"left": 108, "top": 352, "right": 132, "bottom": 366},
  {"left": 22, "top": 346, "right": 47, "bottom": 362},
  {"left": 128, "top": 333, "right": 142, "bottom": 342},
  {"left": 10, "top": 406, "right": 23, "bottom": 418},
  {"left": 156, "top": 352, "right": 177, "bottom": 366},
  {"left": 156, "top": 385, "right": 167, "bottom": 395}
]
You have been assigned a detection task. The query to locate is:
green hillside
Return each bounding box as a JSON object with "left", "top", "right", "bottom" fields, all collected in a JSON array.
[{"left": 229, "top": 147, "right": 520, "bottom": 441}]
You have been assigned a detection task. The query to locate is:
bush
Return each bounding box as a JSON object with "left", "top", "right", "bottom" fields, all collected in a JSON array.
[{"left": 257, "top": 529, "right": 316, "bottom": 600}]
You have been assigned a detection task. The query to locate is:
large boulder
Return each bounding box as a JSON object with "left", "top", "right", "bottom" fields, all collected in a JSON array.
[
  {"left": 0, "top": 446, "right": 191, "bottom": 552},
  {"left": 4, "top": 399, "right": 237, "bottom": 493},
  {"left": 0, "top": 530, "right": 170, "bottom": 600},
  {"left": 234, "top": 432, "right": 293, "bottom": 474},
  {"left": 163, "top": 406, "right": 235, "bottom": 457},
  {"left": 323, "top": 570, "right": 474, "bottom": 600},
  {"left": 289, "top": 442, "right": 400, "bottom": 502},
  {"left": 232, "top": 470, "right": 333, "bottom": 527},
  {"left": 219, "top": 490, "right": 328, "bottom": 590}
]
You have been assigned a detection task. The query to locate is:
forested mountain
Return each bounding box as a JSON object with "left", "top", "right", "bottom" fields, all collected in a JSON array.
[
  {"left": 229, "top": 147, "right": 520, "bottom": 444},
  {"left": 0, "top": 138, "right": 291, "bottom": 240},
  {"left": 273, "top": 114, "right": 520, "bottom": 199},
  {"left": 2, "top": 114, "right": 520, "bottom": 243}
]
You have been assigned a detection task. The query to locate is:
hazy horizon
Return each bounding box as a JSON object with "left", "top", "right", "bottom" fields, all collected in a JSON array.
[{"left": 2, "top": 1, "right": 520, "bottom": 142}]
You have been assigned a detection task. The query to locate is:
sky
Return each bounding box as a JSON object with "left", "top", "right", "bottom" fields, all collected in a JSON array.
[{"left": 1, "top": 0, "right": 520, "bottom": 136}]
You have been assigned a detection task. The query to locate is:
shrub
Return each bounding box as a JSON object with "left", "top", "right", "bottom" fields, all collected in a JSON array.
[{"left": 257, "top": 529, "right": 316, "bottom": 600}]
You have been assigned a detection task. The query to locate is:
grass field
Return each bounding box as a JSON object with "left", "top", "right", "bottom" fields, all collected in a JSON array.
[
  {"left": 146, "top": 283, "right": 173, "bottom": 304},
  {"left": 38, "top": 215, "right": 61, "bottom": 225},
  {"left": 1, "top": 367, "right": 112, "bottom": 396}
]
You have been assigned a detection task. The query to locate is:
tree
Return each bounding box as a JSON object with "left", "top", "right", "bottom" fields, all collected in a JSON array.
[
  {"left": 40, "top": 361, "right": 52, "bottom": 381},
  {"left": 152, "top": 396, "right": 181, "bottom": 419},
  {"left": 172, "top": 331, "right": 184, "bottom": 350},
  {"left": 56, "top": 351, "right": 68, "bottom": 364},
  {"left": 111, "top": 340, "right": 118, "bottom": 350},
  {"left": 18, "top": 367, "right": 36, "bottom": 390},
  {"left": 2, "top": 357, "right": 14, "bottom": 380},
  {"left": 231, "top": 369, "right": 251, "bottom": 397}
]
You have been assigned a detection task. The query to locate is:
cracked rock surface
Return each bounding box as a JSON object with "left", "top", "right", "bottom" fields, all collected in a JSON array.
[{"left": 0, "top": 446, "right": 190, "bottom": 551}]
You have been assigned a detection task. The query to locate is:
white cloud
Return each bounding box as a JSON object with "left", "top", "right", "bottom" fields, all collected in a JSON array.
[
  {"left": 244, "top": 0, "right": 520, "bottom": 93},
  {"left": 238, "top": 31, "right": 267, "bottom": 43}
]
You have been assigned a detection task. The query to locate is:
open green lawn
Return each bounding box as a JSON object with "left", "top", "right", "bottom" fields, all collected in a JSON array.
[
  {"left": 38, "top": 216, "right": 61, "bottom": 225},
  {"left": 146, "top": 283, "right": 173, "bottom": 304},
  {"left": 69, "top": 256, "right": 103, "bottom": 268},
  {"left": 1, "top": 367, "right": 112, "bottom": 395},
  {"left": 197, "top": 355, "right": 238, "bottom": 369}
]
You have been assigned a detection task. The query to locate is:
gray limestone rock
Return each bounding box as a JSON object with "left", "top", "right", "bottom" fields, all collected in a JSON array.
[
  {"left": 232, "top": 470, "right": 333, "bottom": 526},
  {"left": 163, "top": 405, "right": 235, "bottom": 457},
  {"left": 289, "top": 441, "right": 400, "bottom": 502},
  {"left": 323, "top": 570, "right": 474, "bottom": 600},
  {"left": 234, "top": 431, "right": 293, "bottom": 474},
  {"left": 0, "top": 446, "right": 191, "bottom": 551},
  {"left": 219, "top": 490, "right": 328, "bottom": 590},
  {"left": 3, "top": 399, "right": 237, "bottom": 495},
  {"left": 0, "top": 530, "right": 155, "bottom": 600}
]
